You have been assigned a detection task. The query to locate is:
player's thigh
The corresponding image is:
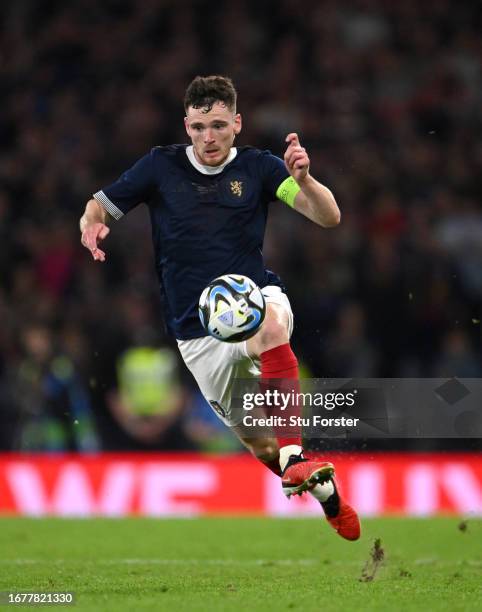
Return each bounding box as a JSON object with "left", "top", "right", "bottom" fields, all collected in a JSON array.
[
  {"left": 246, "top": 285, "right": 294, "bottom": 358},
  {"left": 177, "top": 335, "right": 255, "bottom": 426},
  {"left": 177, "top": 336, "right": 281, "bottom": 457},
  {"left": 262, "top": 285, "right": 294, "bottom": 336}
]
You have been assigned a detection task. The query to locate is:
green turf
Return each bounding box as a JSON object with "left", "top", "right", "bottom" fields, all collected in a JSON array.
[{"left": 0, "top": 517, "right": 480, "bottom": 611}]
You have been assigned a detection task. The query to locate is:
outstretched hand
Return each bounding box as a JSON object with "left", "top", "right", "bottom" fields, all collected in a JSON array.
[
  {"left": 81, "top": 223, "right": 110, "bottom": 262},
  {"left": 284, "top": 133, "right": 310, "bottom": 182}
]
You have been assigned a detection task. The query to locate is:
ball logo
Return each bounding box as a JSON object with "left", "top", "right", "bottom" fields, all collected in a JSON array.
[{"left": 218, "top": 311, "right": 234, "bottom": 327}]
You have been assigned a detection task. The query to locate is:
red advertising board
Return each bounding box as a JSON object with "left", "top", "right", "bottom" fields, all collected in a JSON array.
[{"left": 0, "top": 453, "right": 480, "bottom": 517}]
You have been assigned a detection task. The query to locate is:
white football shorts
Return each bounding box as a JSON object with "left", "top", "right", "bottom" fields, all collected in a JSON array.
[{"left": 177, "top": 285, "right": 294, "bottom": 426}]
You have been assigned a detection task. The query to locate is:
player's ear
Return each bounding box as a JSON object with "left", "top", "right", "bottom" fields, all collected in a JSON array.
[
  {"left": 184, "top": 117, "right": 191, "bottom": 137},
  {"left": 233, "top": 113, "right": 242, "bottom": 135}
]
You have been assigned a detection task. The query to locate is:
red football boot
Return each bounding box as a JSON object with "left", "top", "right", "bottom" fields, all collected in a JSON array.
[
  {"left": 281, "top": 455, "right": 335, "bottom": 498},
  {"left": 320, "top": 478, "right": 361, "bottom": 541}
]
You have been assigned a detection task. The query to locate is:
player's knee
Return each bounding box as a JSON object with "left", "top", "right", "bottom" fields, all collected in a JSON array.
[{"left": 257, "top": 317, "right": 289, "bottom": 352}]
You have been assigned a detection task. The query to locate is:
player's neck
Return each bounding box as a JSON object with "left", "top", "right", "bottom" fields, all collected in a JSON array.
[{"left": 186, "top": 146, "right": 237, "bottom": 175}]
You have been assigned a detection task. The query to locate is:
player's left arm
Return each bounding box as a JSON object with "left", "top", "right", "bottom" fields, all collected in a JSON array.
[{"left": 282, "top": 133, "right": 340, "bottom": 228}]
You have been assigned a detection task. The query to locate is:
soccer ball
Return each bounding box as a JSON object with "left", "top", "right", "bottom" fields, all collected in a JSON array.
[{"left": 198, "top": 274, "right": 266, "bottom": 343}]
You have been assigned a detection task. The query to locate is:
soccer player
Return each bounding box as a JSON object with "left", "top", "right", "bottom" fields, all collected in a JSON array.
[{"left": 80, "top": 76, "right": 360, "bottom": 540}]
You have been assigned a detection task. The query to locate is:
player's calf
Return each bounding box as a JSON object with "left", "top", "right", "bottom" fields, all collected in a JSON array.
[{"left": 239, "top": 436, "right": 282, "bottom": 476}]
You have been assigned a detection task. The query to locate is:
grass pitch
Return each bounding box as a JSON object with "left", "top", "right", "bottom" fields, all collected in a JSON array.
[{"left": 0, "top": 517, "right": 480, "bottom": 611}]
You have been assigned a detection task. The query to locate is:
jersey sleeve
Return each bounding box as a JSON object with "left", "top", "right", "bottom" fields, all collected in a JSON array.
[
  {"left": 93, "top": 150, "right": 156, "bottom": 220},
  {"left": 257, "top": 151, "right": 300, "bottom": 206}
]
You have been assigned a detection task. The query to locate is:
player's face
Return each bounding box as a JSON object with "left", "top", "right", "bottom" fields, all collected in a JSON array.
[{"left": 185, "top": 102, "right": 242, "bottom": 166}]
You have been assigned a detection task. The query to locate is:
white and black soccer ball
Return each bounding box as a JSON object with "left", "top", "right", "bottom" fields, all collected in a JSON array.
[{"left": 198, "top": 274, "right": 266, "bottom": 343}]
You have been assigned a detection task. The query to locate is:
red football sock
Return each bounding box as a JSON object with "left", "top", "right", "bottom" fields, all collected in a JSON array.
[{"left": 260, "top": 343, "right": 302, "bottom": 448}]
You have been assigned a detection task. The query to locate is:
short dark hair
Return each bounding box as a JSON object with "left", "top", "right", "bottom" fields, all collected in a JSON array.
[{"left": 184, "top": 75, "right": 237, "bottom": 114}]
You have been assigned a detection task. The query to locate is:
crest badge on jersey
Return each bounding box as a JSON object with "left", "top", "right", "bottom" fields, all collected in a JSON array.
[
  {"left": 209, "top": 400, "right": 226, "bottom": 419},
  {"left": 219, "top": 174, "right": 250, "bottom": 205},
  {"left": 230, "top": 180, "right": 243, "bottom": 197}
]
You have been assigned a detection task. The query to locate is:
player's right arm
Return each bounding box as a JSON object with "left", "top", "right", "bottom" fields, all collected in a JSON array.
[
  {"left": 80, "top": 149, "right": 157, "bottom": 262},
  {"left": 80, "top": 198, "right": 112, "bottom": 262}
]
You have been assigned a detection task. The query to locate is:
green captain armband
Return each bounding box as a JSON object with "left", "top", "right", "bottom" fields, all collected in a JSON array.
[{"left": 276, "top": 176, "right": 301, "bottom": 208}]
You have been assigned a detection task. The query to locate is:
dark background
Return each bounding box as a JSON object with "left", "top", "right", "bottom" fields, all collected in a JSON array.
[{"left": 0, "top": 0, "right": 480, "bottom": 452}]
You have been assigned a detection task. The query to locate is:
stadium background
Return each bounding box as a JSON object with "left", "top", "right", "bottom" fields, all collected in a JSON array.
[{"left": 0, "top": 0, "right": 480, "bottom": 517}]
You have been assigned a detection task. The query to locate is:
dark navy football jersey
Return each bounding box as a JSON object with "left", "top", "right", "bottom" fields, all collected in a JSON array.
[{"left": 94, "top": 144, "right": 290, "bottom": 339}]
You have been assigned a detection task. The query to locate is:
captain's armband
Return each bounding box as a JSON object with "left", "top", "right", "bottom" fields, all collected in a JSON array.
[{"left": 275, "top": 176, "right": 301, "bottom": 208}]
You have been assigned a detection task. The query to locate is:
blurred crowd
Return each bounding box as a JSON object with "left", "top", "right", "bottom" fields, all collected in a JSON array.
[{"left": 0, "top": 0, "right": 480, "bottom": 451}]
